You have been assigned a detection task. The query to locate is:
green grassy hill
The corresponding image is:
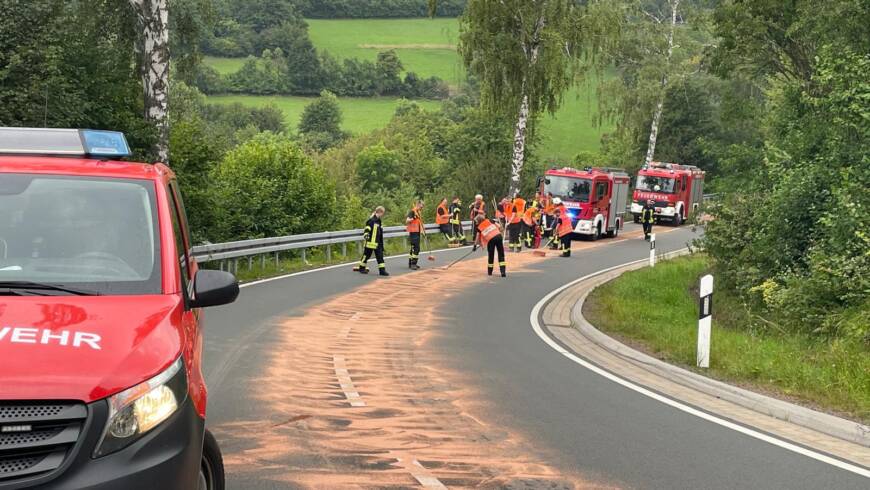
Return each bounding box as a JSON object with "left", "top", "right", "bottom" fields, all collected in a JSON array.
[{"left": 204, "top": 18, "right": 612, "bottom": 162}]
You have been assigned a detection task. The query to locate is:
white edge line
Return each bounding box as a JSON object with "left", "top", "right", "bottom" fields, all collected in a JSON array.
[
  {"left": 530, "top": 256, "right": 870, "bottom": 479},
  {"left": 239, "top": 245, "right": 473, "bottom": 289}
]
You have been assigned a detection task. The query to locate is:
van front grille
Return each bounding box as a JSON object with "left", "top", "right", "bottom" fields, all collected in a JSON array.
[{"left": 0, "top": 402, "right": 86, "bottom": 483}]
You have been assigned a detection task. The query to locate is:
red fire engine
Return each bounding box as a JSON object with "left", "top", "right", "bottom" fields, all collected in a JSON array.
[
  {"left": 539, "top": 166, "right": 631, "bottom": 240},
  {"left": 631, "top": 162, "right": 705, "bottom": 226}
]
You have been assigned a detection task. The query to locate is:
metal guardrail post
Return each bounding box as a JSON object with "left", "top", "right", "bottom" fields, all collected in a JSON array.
[
  {"left": 274, "top": 252, "right": 279, "bottom": 268},
  {"left": 342, "top": 242, "right": 347, "bottom": 257},
  {"left": 260, "top": 254, "right": 266, "bottom": 270},
  {"left": 326, "top": 244, "right": 332, "bottom": 262},
  {"left": 248, "top": 256, "right": 253, "bottom": 271},
  {"left": 301, "top": 248, "right": 306, "bottom": 263}
]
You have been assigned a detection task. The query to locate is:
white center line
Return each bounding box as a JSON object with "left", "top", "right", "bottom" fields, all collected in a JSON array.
[{"left": 333, "top": 355, "right": 365, "bottom": 407}]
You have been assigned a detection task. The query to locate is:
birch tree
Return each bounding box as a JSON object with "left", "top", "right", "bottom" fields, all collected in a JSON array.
[
  {"left": 129, "top": 0, "right": 170, "bottom": 162},
  {"left": 458, "top": 0, "right": 586, "bottom": 197},
  {"left": 643, "top": 0, "right": 680, "bottom": 166}
]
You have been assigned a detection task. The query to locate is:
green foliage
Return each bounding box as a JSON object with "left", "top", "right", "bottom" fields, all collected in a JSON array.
[
  {"left": 298, "top": 91, "right": 348, "bottom": 151},
  {"left": 210, "top": 133, "right": 337, "bottom": 240},
  {"left": 0, "top": 0, "right": 155, "bottom": 158},
  {"left": 356, "top": 143, "right": 403, "bottom": 194},
  {"left": 704, "top": 40, "right": 870, "bottom": 341}
]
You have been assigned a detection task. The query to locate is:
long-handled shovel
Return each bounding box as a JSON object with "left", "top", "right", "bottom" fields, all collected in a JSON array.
[{"left": 441, "top": 246, "right": 476, "bottom": 270}]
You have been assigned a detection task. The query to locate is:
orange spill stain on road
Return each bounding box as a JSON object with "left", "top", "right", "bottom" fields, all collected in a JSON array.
[{"left": 214, "top": 236, "right": 645, "bottom": 488}]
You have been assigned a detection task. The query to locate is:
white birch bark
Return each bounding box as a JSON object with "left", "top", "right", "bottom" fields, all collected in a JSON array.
[
  {"left": 129, "top": 0, "right": 170, "bottom": 163},
  {"left": 643, "top": 0, "right": 680, "bottom": 166},
  {"left": 508, "top": 12, "right": 544, "bottom": 197},
  {"left": 509, "top": 92, "right": 530, "bottom": 197}
]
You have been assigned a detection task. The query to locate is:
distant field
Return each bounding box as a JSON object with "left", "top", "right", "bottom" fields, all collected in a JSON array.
[
  {"left": 204, "top": 56, "right": 246, "bottom": 75},
  {"left": 208, "top": 95, "right": 442, "bottom": 134},
  {"left": 307, "top": 18, "right": 464, "bottom": 86},
  {"left": 203, "top": 18, "right": 612, "bottom": 161}
]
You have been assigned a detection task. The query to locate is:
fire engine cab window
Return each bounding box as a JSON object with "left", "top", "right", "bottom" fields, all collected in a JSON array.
[
  {"left": 0, "top": 174, "right": 161, "bottom": 295},
  {"left": 635, "top": 175, "right": 676, "bottom": 193},
  {"left": 545, "top": 176, "right": 592, "bottom": 202}
]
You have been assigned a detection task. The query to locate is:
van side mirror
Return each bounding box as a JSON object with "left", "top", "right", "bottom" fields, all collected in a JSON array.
[{"left": 191, "top": 270, "right": 239, "bottom": 308}]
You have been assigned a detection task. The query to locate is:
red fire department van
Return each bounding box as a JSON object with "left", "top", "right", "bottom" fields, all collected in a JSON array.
[
  {"left": 539, "top": 166, "right": 631, "bottom": 240},
  {"left": 0, "top": 128, "right": 238, "bottom": 490},
  {"left": 631, "top": 161, "right": 705, "bottom": 225}
]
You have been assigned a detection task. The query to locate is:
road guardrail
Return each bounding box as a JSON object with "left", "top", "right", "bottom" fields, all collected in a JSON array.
[{"left": 192, "top": 221, "right": 473, "bottom": 272}]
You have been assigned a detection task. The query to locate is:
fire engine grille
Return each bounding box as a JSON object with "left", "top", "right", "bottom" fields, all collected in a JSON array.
[{"left": 0, "top": 402, "right": 87, "bottom": 484}]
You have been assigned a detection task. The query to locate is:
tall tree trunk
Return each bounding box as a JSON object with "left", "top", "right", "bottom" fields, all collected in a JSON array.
[
  {"left": 129, "top": 0, "right": 170, "bottom": 163},
  {"left": 509, "top": 92, "right": 530, "bottom": 197},
  {"left": 643, "top": 0, "right": 680, "bottom": 166}
]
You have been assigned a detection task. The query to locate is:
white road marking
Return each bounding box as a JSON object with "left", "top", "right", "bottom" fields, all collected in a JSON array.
[
  {"left": 333, "top": 355, "right": 366, "bottom": 407},
  {"left": 530, "top": 256, "right": 870, "bottom": 479},
  {"left": 394, "top": 457, "right": 448, "bottom": 489}
]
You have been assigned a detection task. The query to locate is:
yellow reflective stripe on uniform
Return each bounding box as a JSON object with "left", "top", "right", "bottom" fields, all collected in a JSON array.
[
  {"left": 366, "top": 224, "right": 380, "bottom": 248},
  {"left": 499, "top": 261, "right": 507, "bottom": 266}
]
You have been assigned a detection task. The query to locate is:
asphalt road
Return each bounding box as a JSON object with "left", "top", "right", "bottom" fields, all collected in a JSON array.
[{"left": 202, "top": 223, "right": 868, "bottom": 489}]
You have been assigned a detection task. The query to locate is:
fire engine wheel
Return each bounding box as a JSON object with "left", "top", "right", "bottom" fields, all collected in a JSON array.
[
  {"left": 673, "top": 210, "right": 683, "bottom": 227},
  {"left": 633, "top": 215, "right": 641, "bottom": 224},
  {"left": 607, "top": 223, "right": 619, "bottom": 238},
  {"left": 591, "top": 223, "right": 602, "bottom": 241},
  {"left": 199, "top": 430, "right": 225, "bottom": 490}
]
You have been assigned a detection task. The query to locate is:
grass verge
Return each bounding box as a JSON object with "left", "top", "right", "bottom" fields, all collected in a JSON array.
[
  {"left": 583, "top": 254, "right": 869, "bottom": 423},
  {"left": 203, "top": 232, "right": 463, "bottom": 283}
]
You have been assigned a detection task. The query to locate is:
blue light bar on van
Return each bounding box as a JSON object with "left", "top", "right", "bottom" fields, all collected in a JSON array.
[
  {"left": 80, "top": 130, "right": 131, "bottom": 157},
  {"left": 0, "top": 127, "right": 131, "bottom": 158}
]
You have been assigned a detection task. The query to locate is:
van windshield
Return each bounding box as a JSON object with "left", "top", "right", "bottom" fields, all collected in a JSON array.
[
  {"left": 545, "top": 176, "right": 591, "bottom": 203},
  {"left": 635, "top": 175, "right": 676, "bottom": 193},
  {"left": 0, "top": 174, "right": 161, "bottom": 295}
]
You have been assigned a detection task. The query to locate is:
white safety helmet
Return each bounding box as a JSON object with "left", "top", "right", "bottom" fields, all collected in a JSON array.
[
  {"left": 552, "top": 197, "right": 562, "bottom": 205},
  {"left": 475, "top": 194, "right": 483, "bottom": 200},
  {"left": 654, "top": 184, "right": 661, "bottom": 192}
]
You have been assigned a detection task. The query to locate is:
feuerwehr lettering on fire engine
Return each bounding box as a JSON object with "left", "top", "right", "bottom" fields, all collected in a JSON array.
[{"left": 0, "top": 326, "right": 102, "bottom": 350}]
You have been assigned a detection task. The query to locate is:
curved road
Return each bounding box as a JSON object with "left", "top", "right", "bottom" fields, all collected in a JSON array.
[{"left": 202, "top": 223, "right": 868, "bottom": 489}]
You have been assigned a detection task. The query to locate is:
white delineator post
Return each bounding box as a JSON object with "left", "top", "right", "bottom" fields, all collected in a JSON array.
[
  {"left": 697, "top": 274, "right": 714, "bottom": 368},
  {"left": 649, "top": 233, "right": 656, "bottom": 267}
]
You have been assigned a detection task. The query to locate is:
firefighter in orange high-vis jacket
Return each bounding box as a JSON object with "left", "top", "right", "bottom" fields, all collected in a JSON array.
[
  {"left": 473, "top": 214, "right": 506, "bottom": 277},
  {"left": 554, "top": 207, "right": 574, "bottom": 257},
  {"left": 508, "top": 193, "right": 526, "bottom": 253},
  {"left": 436, "top": 198, "right": 452, "bottom": 243},
  {"left": 406, "top": 200, "right": 424, "bottom": 270}
]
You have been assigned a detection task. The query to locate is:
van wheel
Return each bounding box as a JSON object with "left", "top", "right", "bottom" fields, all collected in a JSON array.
[{"left": 199, "top": 430, "right": 225, "bottom": 490}]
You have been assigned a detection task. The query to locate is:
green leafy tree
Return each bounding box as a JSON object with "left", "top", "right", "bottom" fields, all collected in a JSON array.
[
  {"left": 356, "top": 143, "right": 403, "bottom": 194},
  {"left": 298, "top": 90, "right": 347, "bottom": 151},
  {"left": 375, "top": 50, "right": 404, "bottom": 95},
  {"left": 210, "top": 133, "right": 337, "bottom": 240}
]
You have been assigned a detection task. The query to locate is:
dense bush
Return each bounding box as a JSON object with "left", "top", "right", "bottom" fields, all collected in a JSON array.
[
  {"left": 703, "top": 46, "right": 869, "bottom": 343},
  {"left": 290, "top": 0, "right": 466, "bottom": 18},
  {"left": 298, "top": 91, "right": 349, "bottom": 152},
  {"left": 209, "top": 133, "right": 338, "bottom": 241}
]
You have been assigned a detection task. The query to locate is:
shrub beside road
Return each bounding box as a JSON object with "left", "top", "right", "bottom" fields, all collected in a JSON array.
[{"left": 583, "top": 255, "right": 869, "bottom": 424}]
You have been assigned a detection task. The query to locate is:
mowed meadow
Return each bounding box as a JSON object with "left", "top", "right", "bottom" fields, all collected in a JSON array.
[{"left": 205, "top": 18, "right": 611, "bottom": 162}]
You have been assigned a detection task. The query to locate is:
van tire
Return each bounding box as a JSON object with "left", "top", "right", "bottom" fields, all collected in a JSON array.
[{"left": 200, "top": 430, "right": 225, "bottom": 490}]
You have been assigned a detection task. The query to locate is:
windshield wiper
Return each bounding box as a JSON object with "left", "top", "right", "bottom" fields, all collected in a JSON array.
[{"left": 0, "top": 281, "right": 102, "bottom": 296}]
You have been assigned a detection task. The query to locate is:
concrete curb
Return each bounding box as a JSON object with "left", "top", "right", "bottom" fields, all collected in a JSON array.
[{"left": 565, "top": 252, "right": 870, "bottom": 448}]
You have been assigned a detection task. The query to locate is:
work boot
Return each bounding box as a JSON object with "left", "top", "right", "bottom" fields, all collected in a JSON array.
[
  {"left": 379, "top": 269, "right": 390, "bottom": 276},
  {"left": 487, "top": 266, "right": 494, "bottom": 276},
  {"left": 411, "top": 264, "right": 420, "bottom": 270},
  {"left": 358, "top": 267, "right": 369, "bottom": 274}
]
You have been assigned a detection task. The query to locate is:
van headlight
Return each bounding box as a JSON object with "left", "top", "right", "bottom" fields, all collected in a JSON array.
[{"left": 94, "top": 357, "right": 187, "bottom": 457}]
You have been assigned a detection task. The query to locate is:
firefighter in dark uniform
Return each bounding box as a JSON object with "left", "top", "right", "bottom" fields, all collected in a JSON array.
[
  {"left": 641, "top": 199, "right": 656, "bottom": 241},
  {"left": 473, "top": 214, "right": 506, "bottom": 277},
  {"left": 406, "top": 200, "right": 424, "bottom": 270},
  {"left": 358, "top": 206, "right": 389, "bottom": 276},
  {"left": 449, "top": 196, "right": 465, "bottom": 245}
]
